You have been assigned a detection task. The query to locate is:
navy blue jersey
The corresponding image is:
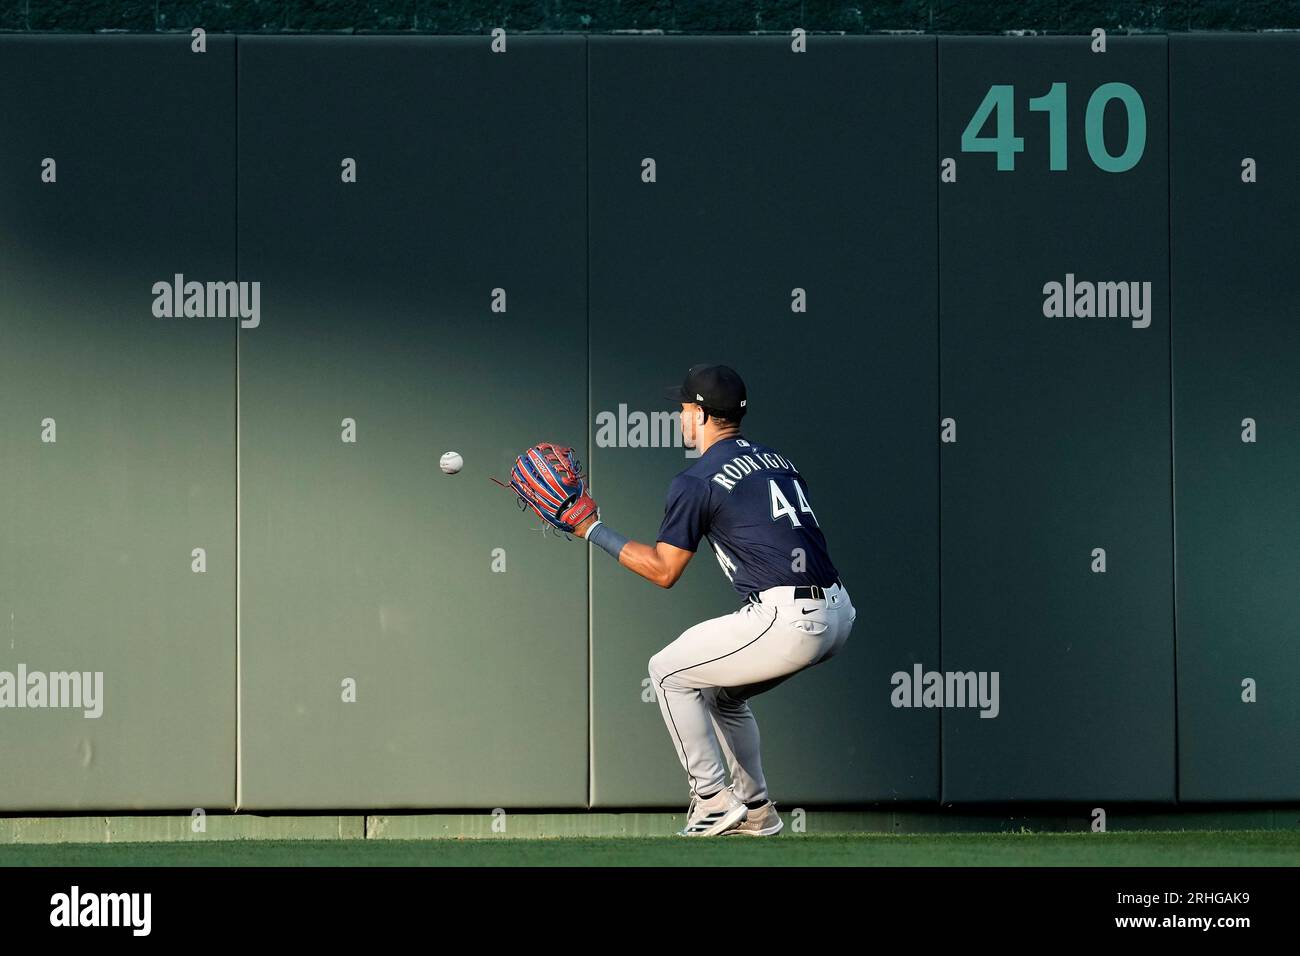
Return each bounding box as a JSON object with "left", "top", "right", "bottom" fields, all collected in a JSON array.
[{"left": 655, "top": 436, "right": 840, "bottom": 596}]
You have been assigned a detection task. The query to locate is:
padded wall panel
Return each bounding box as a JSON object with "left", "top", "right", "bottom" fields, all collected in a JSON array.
[
  {"left": 938, "top": 37, "right": 1175, "bottom": 802},
  {"left": 589, "top": 36, "right": 940, "bottom": 807},
  {"left": 1171, "top": 34, "right": 1300, "bottom": 802},
  {"left": 0, "top": 37, "right": 237, "bottom": 810},
  {"left": 237, "top": 37, "right": 589, "bottom": 809}
]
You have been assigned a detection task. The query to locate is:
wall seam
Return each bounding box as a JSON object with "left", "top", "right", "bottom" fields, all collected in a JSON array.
[
  {"left": 234, "top": 34, "right": 243, "bottom": 813},
  {"left": 585, "top": 35, "right": 594, "bottom": 811},
  {"left": 935, "top": 34, "right": 944, "bottom": 806},
  {"left": 1167, "top": 35, "right": 1181, "bottom": 804}
]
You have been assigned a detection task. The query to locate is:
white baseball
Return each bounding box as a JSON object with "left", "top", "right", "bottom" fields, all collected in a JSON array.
[{"left": 439, "top": 451, "right": 464, "bottom": 475}]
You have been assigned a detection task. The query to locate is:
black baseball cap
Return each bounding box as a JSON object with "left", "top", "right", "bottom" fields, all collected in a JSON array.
[{"left": 664, "top": 364, "right": 748, "bottom": 419}]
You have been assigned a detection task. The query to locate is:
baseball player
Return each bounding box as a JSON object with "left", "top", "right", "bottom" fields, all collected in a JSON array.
[{"left": 574, "top": 364, "right": 856, "bottom": 837}]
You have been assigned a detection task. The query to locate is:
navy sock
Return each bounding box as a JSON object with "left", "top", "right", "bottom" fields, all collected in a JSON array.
[
  {"left": 746, "top": 799, "right": 767, "bottom": 810},
  {"left": 696, "top": 789, "right": 721, "bottom": 801}
]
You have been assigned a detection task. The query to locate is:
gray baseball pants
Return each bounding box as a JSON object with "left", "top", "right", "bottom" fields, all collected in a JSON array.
[{"left": 648, "top": 582, "right": 856, "bottom": 802}]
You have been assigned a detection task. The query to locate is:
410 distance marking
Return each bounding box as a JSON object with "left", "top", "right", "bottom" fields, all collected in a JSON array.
[{"left": 962, "top": 82, "right": 1147, "bottom": 172}]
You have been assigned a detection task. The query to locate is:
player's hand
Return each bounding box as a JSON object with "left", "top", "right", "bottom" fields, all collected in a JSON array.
[{"left": 573, "top": 514, "right": 599, "bottom": 539}]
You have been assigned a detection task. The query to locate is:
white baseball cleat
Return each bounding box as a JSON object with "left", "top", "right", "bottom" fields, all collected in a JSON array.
[
  {"left": 677, "top": 787, "right": 748, "bottom": 837},
  {"left": 725, "top": 800, "right": 784, "bottom": 836}
]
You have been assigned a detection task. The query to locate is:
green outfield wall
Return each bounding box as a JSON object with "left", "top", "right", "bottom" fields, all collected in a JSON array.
[{"left": 1, "top": 33, "right": 1297, "bottom": 813}]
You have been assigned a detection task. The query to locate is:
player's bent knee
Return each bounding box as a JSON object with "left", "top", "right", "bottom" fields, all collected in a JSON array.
[{"left": 649, "top": 652, "right": 693, "bottom": 690}]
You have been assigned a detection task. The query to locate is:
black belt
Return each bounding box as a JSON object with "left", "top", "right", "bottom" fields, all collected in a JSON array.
[{"left": 748, "top": 579, "right": 842, "bottom": 604}]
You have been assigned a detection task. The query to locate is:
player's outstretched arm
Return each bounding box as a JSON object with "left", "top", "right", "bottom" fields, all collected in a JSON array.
[{"left": 575, "top": 515, "right": 693, "bottom": 589}]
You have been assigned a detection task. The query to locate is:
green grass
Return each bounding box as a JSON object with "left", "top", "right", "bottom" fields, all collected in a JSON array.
[{"left": 1, "top": 830, "right": 1297, "bottom": 866}]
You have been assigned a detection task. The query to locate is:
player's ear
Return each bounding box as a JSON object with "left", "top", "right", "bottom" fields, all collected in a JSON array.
[{"left": 695, "top": 408, "right": 705, "bottom": 426}]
